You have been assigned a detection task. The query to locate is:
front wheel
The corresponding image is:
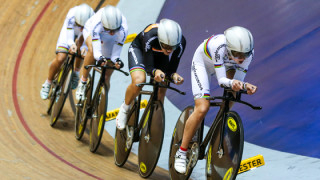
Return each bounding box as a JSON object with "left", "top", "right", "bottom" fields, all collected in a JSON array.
[
  {"left": 206, "top": 111, "right": 244, "bottom": 180},
  {"left": 89, "top": 83, "right": 108, "bottom": 153},
  {"left": 138, "top": 101, "right": 165, "bottom": 178},
  {"left": 50, "top": 66, "right": 72, "bottom": 127},
  {"left": 169, "top": 106, "right": 196, "bottom": 180}
]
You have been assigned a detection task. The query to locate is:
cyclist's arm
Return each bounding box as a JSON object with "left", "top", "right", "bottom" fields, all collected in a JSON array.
[
  {"left": 66, "top": 9, "right": 76, "bottom": 47},
  {"left": 110, "top": 26, "right": 128, "bottom": 63},
  {"left": 142, "top": 34, "right": 157, "bottom": 75}
]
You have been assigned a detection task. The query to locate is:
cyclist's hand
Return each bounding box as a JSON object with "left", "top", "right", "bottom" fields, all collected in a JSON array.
[
  {"left": 231, "top": 80, "right": 243, "bottom": 91},
  {"left": 172, "top": 73, "right": 184, "bottom": 85},
  {"left": 97, "top": 56, "right": 107, "bottom": 66},
  {"left": 81, "top": 48, "right": 87, "bottom": 58},
  {"left": 245, "top": 83, "right": 257, "bottom": 95},
  {"left": 115, "top": 58, "right": 124, "bottom": 69},
  {"left": 69, "top": 44, "right": 77, "bottom": 54},
  {"left": 154, "top": 69, "right": 165, "bottom": 82}
]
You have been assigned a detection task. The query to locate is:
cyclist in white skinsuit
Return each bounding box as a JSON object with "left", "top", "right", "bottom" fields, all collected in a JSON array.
[
  {"left": 76, "top": 5, "right": 128, "bottom": 100},
  {"left": 40, "top": 3, "right": 94, "bottom": 100},
  {"left": 174, "top": 26, "right": 258, "bottom": 174}
]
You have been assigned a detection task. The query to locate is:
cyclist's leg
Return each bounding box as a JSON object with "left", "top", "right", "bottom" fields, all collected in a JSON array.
[
  {"left": 117, "top": 45, "right": 145, "bottom": 130},
  {"left": 76, "top": 35, "right": 94, "bottom": 100}
]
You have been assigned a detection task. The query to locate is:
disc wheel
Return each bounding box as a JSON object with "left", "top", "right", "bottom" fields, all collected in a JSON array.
[
  {"left": 75, "top": 76, "right": 92, "bottom": 140},
  {"left": 50, "top": 64, "right": 72, "bottom": 127},
  {"left": 114, "top": 101, "right": 138, "bottom": 167},
  {"left": 169, "top": 106, "right": 195, "bottom": 180},
  {"left": 206, "top": 111, "right": 244, "bottom": 180},
  {"left": 138, "top": 101, "right": 165, "bottom": 178}
]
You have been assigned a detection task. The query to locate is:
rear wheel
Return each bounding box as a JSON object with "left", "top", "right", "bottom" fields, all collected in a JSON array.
[
  {"left": 206, "top": 111, "right": 244, "bottom": 180},
  {"left": 138, "top": 101, "right": 165, "bottom": 178},
  {"left": 89, "top": 83, "right": 108, "bottom": 153},
  {"left": 50, "top": 65, "right": 72, "bottom": 127},
  {"left": 169, "top": 106, "right": 196, "bottom": 180},
  {"left": 114, "top": 101, "right": 138, "bottom": 167},
  {"left": 75, "top": 76, "right": 92, "bottom": 140}
]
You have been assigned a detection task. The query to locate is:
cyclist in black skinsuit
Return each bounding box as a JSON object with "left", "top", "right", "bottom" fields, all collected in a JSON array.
[{"left": 116, "top": 18, "right": 186, "bottom": 130}]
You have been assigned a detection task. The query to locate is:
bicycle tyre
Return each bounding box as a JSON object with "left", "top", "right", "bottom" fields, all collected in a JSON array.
[
  {"left": 114, "top": 101, "right": 138, "bottom": 167},
  {"left": 50, "top": 64, "right": 72, "bottom": 127},
  {"left": 206, "top": 111, "right": 244, "bottom": 180},
  {"left": 138, "top": 100, "right": 165, "bottom": 178},
  {"left": 169, "top": 106, "right": 195, "bottom": 180},
  {"left": 75, "top": 75, "right": 92, "bottom": 140},
  {"left": 89, "top": 83, "right": 108, "bottom": 152}
]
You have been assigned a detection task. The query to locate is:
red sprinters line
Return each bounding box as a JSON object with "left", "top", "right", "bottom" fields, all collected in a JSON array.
[{"left": 12, "top": 1, "right": 102, "bottom": 179}]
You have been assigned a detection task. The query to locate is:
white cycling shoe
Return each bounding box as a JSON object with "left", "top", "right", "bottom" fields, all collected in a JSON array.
[
  {"left": 76, "top": 82, "right": 86, "bottom": 101},
  {"left": 40, "top": 82, "right": 51, "bottom": 100},
  {"left": 174, "top": 150, "right": 187, "bottom": 174},
  {"left": 116, "top": 105, "right": 129, "bottom": 130}
]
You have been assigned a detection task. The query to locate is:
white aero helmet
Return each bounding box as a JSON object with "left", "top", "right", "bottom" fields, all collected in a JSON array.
[
  {"left": 75, "top": 3, "right": 94, "bottom": 27},
  {"left": 158, "top": 19, "right": 182, "bottom": 49},
  {"left": 101, "top": 5, "right": 122, "bottom": 30},
  {"left": 224, "top": 26, "right": 254, "bottom": 58}
]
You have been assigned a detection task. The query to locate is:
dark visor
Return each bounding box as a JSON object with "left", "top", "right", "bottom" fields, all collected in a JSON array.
[
  {"left": 231, "top": 50, "right": 252, "bottom": 58},
  {"left": 160, "top": 42, "right": 178, "bottom": 51}
]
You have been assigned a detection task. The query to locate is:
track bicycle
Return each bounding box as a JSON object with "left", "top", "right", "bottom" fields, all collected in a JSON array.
[
  {"left": 74, "top": 62, "right": 129, "bottom": 153},
  {"left": 47, "top": 53, "right": 77, "bottom": 127},
  {"left": 169, "top": 87, "right": 262, "bottom": 180},
  {"left": 114, "top": 77, "right": 185, "bottom": 178}
]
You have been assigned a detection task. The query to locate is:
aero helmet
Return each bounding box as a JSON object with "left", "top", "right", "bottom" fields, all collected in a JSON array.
[
  {"left": 74, "top": 3, "right": 94, "bottom": 27},
  {"left": 224, "top": 26, "right": 254, "bottom": 58},
  {"left": 101, "top": 6, "right": 122, "bottom": 30},
  {"left": 158, "top": 19, "right": 182, "bottom": 48}
]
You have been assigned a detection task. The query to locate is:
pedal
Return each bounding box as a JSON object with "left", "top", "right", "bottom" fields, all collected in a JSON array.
[
  {"left": 144, "top": 134, "right": 150, "bottom": 143},
  {"left": 217, "top": 148, "right": 224, "bottom": 158},
  {"left": 125, "top": 125, "right": 134, "bottom": 149},
  {"left": 185, "top": 142, "right": 199, "bottom": 175}
]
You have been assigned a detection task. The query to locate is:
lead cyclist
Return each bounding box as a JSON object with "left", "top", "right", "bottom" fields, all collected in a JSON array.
[{"left": 174, "top": 26, "right": 258, "bottom": 174}]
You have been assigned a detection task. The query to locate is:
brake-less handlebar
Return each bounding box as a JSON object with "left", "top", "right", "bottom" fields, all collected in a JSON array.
[
  {"left": 136, "top": 82, "right": 186, "bottom": 95},
  {"left": 206, "top": 87, "right": 262, "bottom": 110},
  {"left": 84, "top": 64, "right": 129, "bottom": 76}
]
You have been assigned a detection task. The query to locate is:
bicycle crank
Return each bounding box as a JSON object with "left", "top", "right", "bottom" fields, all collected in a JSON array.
[
  {"left": 125, "top": 125, "right": 134, "bottom": 149},
  {"left": 185, "top": 142, "right": 199, "bottom": 175}
]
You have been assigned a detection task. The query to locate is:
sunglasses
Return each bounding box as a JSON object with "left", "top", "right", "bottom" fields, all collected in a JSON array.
[
  {"left": 104, "top": 27, "right": 121, "bottom": 33},
  {"left": 231, "top": 50, "right": 252, "bottom": 59},
  {"left": 160, "top": 42, "right": 178, "bottom": 51}
]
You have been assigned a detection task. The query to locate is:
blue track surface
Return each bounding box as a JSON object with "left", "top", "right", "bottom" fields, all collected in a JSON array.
[{"left": 158, "top": 0, "right": 320, "bottom": 158}]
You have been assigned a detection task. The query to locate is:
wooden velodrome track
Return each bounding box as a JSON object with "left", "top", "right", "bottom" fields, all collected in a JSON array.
[{"left": 1, "top": 0, "right": 169, "bottom": 179}]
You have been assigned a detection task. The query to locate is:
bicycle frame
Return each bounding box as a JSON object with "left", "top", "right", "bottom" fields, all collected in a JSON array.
[{"left": 197, "top": 89, "right": 261, "bottom": 160}]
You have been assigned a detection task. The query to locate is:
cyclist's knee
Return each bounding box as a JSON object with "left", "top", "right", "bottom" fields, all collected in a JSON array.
[{"left": 56, "top": 53, "right": 67, "bottom": 63}]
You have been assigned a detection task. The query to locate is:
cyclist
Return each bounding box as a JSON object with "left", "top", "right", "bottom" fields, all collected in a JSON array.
[
  {"left": 75, "top": 5, "right": 128, "bottom": 100},
  {"left": 116, "top": 19, "right": 186, "bottom": 130},
  {"left": 174, "top": 26, "right": 258, "bottom": 174},
  {"left": 40, "top": 3, "right": 94, "bottom": 99}
]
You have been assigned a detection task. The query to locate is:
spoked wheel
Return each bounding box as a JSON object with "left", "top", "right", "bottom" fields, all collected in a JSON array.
[
  {"left": 206, "top": 111, "right": 244, "bottom": 180},
  {"left": 169, "top": 106, "right": 196, "bottom": 180},
  {"left": 138, "top": 101, "right": 165, "bottom": 178},
  {"left": 75, "top": 76, "right": 92, "bottom": 140},
  {"left": 89, "top": 83, "right": 108, "bottom": 153},
  {"left": 114, "top": 101, "right": 138, "bottom": 167},
  {"left": 50, "top": 66, "right": 72, "bottom": 127}
]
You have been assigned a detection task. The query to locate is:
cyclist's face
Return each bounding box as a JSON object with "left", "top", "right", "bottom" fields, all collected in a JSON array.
[
  {"left": 229, "top": 50, "right": 252, "bottom": 64},
  {"left": 160, "top": 42, "right": 177, "bottom": 55},
  {"left": 104, "top": 27, "right": 120, "bottom": 36}
]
